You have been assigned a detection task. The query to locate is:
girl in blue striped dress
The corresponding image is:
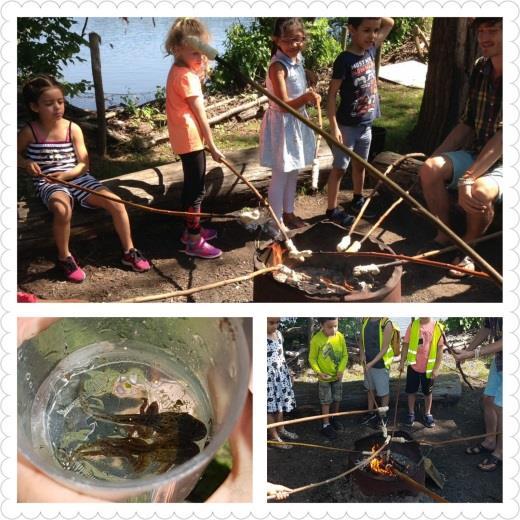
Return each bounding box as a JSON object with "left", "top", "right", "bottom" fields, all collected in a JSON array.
[{"left": 18, "top": 75, "right": 150, "bottom": 283}]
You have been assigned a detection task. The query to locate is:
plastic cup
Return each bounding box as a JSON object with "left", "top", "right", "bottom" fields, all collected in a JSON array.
[{"left": 18, "top": 317, "right": 251, "bottom": 502}]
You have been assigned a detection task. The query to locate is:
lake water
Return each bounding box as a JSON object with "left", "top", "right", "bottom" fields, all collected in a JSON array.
[{"left": 63, "top": 17, "right": 253, "bottom": 109}]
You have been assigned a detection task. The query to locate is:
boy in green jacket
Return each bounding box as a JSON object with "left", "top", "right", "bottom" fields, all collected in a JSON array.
[{"left": 309, "top": 318, "right": 348, "bottom": 440}]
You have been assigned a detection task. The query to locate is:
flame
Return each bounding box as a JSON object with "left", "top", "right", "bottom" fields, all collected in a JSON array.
[
  {"left": 270, "top": 242, "right": 286, "bottom": 266},
  {"left": 368, "top": 444, "right": 395, "bottom": 476}
]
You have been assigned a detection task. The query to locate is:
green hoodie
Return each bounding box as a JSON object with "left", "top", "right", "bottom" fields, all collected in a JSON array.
[{"left": 309, "top": 330, "right": 348, "bottom": 382}]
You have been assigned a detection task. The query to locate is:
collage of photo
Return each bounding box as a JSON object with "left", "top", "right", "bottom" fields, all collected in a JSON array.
[{"left": 9, "top": 7, "right": 510, "bottom": 517}]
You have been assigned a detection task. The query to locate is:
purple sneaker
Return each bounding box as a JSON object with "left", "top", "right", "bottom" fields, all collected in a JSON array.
[
  {"left": 57, "top": 256, "right": 86, "bottom": 283},
  {"left": 180, "top": 227, "right": 218, "bottom": 245},
  {"left": 184, "top": 237, "right": 222, "bottom": 259},
  {"left": 121, "top": 248, "right": 151, "bottom": 272}
]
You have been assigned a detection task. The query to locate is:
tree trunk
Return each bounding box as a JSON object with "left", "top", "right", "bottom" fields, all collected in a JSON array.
[
  {"left": 89, "top": 32, "right": 107, "bottom": 157},
  {"left": 411, "top": 18, "right": 478, "bottom": 154}
]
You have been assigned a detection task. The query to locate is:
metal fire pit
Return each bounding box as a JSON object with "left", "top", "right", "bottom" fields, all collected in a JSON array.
[
  {"left": 253, "top": 221, "right": 402, "bottom": 302},
  {"left": 350, "top": 430, "right": 425, "bottom": 496}
]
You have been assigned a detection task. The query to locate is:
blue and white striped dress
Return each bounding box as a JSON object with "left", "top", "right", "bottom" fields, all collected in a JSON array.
[{"left": 26, "top": 121, "right": 103, "bottom": 208}]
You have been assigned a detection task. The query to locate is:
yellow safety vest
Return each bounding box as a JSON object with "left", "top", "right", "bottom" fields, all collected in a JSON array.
[
  {"left": 406, "top": 319, "right": 444, "bottom": 379},
  {"left": 361, "top": 318, "right": 397, "bottom": 370}
]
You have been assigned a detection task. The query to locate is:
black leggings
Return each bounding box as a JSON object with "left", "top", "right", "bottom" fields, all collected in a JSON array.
[{"left": 180, "top": 149, "right": 206, "bottom": 235}]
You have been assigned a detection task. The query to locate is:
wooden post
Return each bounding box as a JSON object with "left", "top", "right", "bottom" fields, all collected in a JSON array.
[
  {"left": 341, "top": 25, "right": 349, "bottom": 50},
  {"left": 89, "top": 32, "right": 106, "bottom": 156},
  {"left": 375, "top": 45, "right": 382, "bottom": 78}
]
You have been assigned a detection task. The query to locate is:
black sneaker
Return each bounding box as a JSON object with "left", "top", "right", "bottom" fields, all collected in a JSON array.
[
  {"left": 349, "top": 195, "right": 377, "bottom": 219},
  {"left": 330, "top": 417, "right": 344, "bottom": 431},
  {"left": 321, "top": 424, "right": 337, "bottom": 440},
  {"left": 405, "top": 412, "right": 415, "bottom": 427},
  {"left": 424, "top": 414, "right": 435, "bottom": 428},
  {"left": 325, "top": 207, "right": 355, "bottom": 228}
]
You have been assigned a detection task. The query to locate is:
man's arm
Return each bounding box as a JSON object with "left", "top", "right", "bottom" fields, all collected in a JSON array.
[
  {"left": 462, "top": 129, "right": 502, "bottom": 181},
  {"left": 433, "top": 122, "right": 474, "bottom": 156}
]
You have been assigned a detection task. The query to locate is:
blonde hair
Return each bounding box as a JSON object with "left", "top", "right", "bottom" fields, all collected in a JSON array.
[{"left": 165, "top": 17, "right": 209, "bottom": 56}]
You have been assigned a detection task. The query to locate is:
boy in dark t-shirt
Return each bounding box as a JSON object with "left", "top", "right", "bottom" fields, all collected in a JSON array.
[{"left": 325, "top": 17, "right": 394, "bottom": 226}]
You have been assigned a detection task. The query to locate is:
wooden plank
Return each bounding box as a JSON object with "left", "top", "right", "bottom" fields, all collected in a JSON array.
[
  {"left": 18, "top": 143, "right": 333, "bottom": 253},
  {"left": 292, "top": 372, "right": 462, "bottom": 411}
]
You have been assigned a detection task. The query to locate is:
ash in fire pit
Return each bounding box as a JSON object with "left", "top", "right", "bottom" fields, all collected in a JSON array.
[{"left": 253, "top": 221, "right": 402, "bottom": 302}]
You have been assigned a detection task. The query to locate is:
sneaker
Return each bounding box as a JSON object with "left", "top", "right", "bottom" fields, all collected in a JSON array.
[
  {"left": 350, "top": 196, "right": 377, "bottom": 219},
  {"left": 180, "top": 227, "right": 218, "bottom": 245},
  {"left": 279, "top": 428, "right": 299, "bottom": 440},
  {"left": 325, "top": 207, "right": 355, "bottom": 228},
  {"left": 320, "top": 423, "right": 337, "bottom": 440},
  {"left": 57, "top": 256, "right": 86, "bottom": 283},
  {"left": 184, "top": 237, "right": 222, "bottom": 259},
  {"left": 424, "top": 414, "right": 435, "bottom": 428},
  {"left": 330, "top": 417, "right": 344, "bottom": 431},
  {"left": 121, "top": 248, "right": 151, "bottom": 272},
  {"left": 405, "top": 412, "right": 415, "bottom": 427}
]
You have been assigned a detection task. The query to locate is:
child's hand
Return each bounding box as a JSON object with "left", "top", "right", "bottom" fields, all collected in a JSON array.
[
  {"left": 305, "top": 89, "right": 321, "bottom": 106},
  {"left": 47, "top": 171, "right": 77, "bottom": 182},
  {"left": 209, "top": 145, "right": 225, "bottom": 163},
  {"left": 25, "top": 160, "right": 42, "bottom": 177}
]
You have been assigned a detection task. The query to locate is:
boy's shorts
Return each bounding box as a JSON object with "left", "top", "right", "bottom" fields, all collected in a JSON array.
[
  {"left": 443, "top": 150, "right": 503, "bottom": 204},
  {"left": 484, "top": 358, "right": 502, "bottom": 408},
  {"left": 331, "top": 123, "right": 372, "bottom": 170},
  {"left": 318, "top": 379, "right": 342, "bottom": 405},
  {"left": 34, "top": 173, "right": 105, "bottom": 209},
  {"left": 405, "top": 365, "right": 434, "bottom": 395},
  {"left": 363, "top": 367, "right": 389, "bottom": 397}
]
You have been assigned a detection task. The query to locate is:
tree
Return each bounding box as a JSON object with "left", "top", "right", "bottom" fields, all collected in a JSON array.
[
  {"left": 18, "top": 18, "right": 90, "bottom": 95},
  {"left": 410, "top": 18, "right": 478, "bottom": 153}
]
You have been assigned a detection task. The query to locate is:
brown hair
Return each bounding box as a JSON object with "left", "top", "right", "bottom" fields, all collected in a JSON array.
[
  {"left": 271, "top": 18, "right": 306, "bottom": 56},
  {"left": 22, "top": 74, "right": 64, "bottom": 117},
  {"left": 472, "top": 17, "right": 502, "bottom": 29},
  {"left": 164, "top": 17, "right": 210, "bottom": 56}
]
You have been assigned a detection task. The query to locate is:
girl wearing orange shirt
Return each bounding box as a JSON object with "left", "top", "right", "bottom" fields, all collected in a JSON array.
[{"left": 165, "top": 18, "right": 224, "bottom": 259}]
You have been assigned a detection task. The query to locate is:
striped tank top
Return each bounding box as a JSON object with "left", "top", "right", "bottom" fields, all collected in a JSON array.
[{"left": 26, "top": 121, "right": 77, "bottom": 174}]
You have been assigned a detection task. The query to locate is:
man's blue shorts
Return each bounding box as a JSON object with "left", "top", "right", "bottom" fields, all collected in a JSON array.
[
  {"left": 484, "top": 357, "right": 502, "bottom": 408},
  {"left": 443, "top": 150, "right": 503, "bottom": 204}
]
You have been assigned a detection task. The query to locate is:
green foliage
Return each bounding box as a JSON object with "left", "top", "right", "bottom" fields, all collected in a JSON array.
[
  {"left": 17, "top": 17, "right": 90, "bottom": 96},
  {"left": 442, "top": 317, "right": 483, "bottom": 333},
  {"left": 209, "top": 18, "right": 342, "bottom": 93},
  {"left": 209, "top": 20, "right": 272, "bottom": 93},
  {"left": 120, "top": 94, "right": 164, "bottom": 127},
  {"left": 383, "top": 17, "right": 433, "bottom": 53},
  {"left": 303, "top": 18, "right": 342, "bottom": 71}
]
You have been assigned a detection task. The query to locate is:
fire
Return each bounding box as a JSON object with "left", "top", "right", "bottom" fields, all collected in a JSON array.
[
  {"left": 270, "top": 242, "right": 286, "bottom": 265},
  {"left": 369, "top": 444, "right": 395, "bottom": 477}
]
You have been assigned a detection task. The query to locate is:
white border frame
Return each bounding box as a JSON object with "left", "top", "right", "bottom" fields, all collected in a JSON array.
[{"left": 2, "top": 1, "right": 519, "bottom": 518}]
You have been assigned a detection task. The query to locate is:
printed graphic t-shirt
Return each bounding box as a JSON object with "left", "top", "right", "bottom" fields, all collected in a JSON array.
[
  {"left": 332, "top": 46, "right": 381, "bottom": 126},
  {"left": 166, "top": 65, "right": 204, "bottom": 155},
  {"left": 308, "top": 330, "right": 348, "bottom": 382}
]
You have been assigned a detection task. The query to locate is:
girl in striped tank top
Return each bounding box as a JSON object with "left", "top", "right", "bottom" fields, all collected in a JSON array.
[{"left": 18, "top": 75, "right": 150, "bottom": 282}]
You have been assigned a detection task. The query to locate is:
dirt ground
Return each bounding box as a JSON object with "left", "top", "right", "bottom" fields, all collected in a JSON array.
[
  {"left": 18, "top": 187, "right": 502, "bottom": 303},
  {"left": 267, "top": 379, "right": 502, "bottom": 503}
]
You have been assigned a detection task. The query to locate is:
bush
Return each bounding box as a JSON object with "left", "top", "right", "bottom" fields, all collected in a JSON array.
[
  {"left": 442, "top": 317, "right": 483, "bottom": 333},
  {"left": 18, "top": 17, "right": 91, "bottom": 96},
  {"left": 209, "top": 18, "right": 342, "bottom": 93}
]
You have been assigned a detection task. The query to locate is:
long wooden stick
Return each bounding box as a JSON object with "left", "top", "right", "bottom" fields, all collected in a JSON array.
[
  {"left": 416, "top": 431, "right": 502, "bottom": 447},
  {"left": 318, "top": 250, "right": 492, "bottom": 279},
  {"left": 119, "top": 265, "right": 282, "bottom": 303},
  {"left": 363, "top": 231, "right": 502, "bottom": 270},
  {"left": 268, "top": 440, "right": 357, "bottom": 453},
  {"left": 213, "top": 53, "right": 502, "bottom": 286},
  {"left": 392, "top": 468, "right": 449, "bottom": 503},
  {"left": 268, "top": 435, "right": 391, "bottom": 499},
  {"left": 349, "top": 153, "right": 426, "bottom": 237},
  {"left": 267, "top": 407, "right": 377, "bottom": 429},
  {"left": 359, "top": 180, "right": 418, "bottom": 246},
  {"left": 34, "top": 173, "right": 238, "bottom": 219},
  {"left": 213, "top": 150, "right": 291, "bottom": 243}
]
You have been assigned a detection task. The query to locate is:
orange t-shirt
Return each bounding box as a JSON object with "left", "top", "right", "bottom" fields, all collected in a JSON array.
[{"left": 166, "top": 65, "right": 204, "bottom": 155}]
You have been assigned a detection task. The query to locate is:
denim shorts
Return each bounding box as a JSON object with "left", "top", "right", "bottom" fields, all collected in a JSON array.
[
  {"left": 443, "top": 150, "right": 503, "bottom": 203},
  {"left": 331, "top": 124, "right": 372, "bottom": 170},
  {"left": 484, "top": 357, "right": 502, "bottom": 408},
  {"left": 363, "top": 367, "right": 390, "bottom": 397},
  {"left": 318, "top": 380, "right": 342, "bottom": 404}
]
